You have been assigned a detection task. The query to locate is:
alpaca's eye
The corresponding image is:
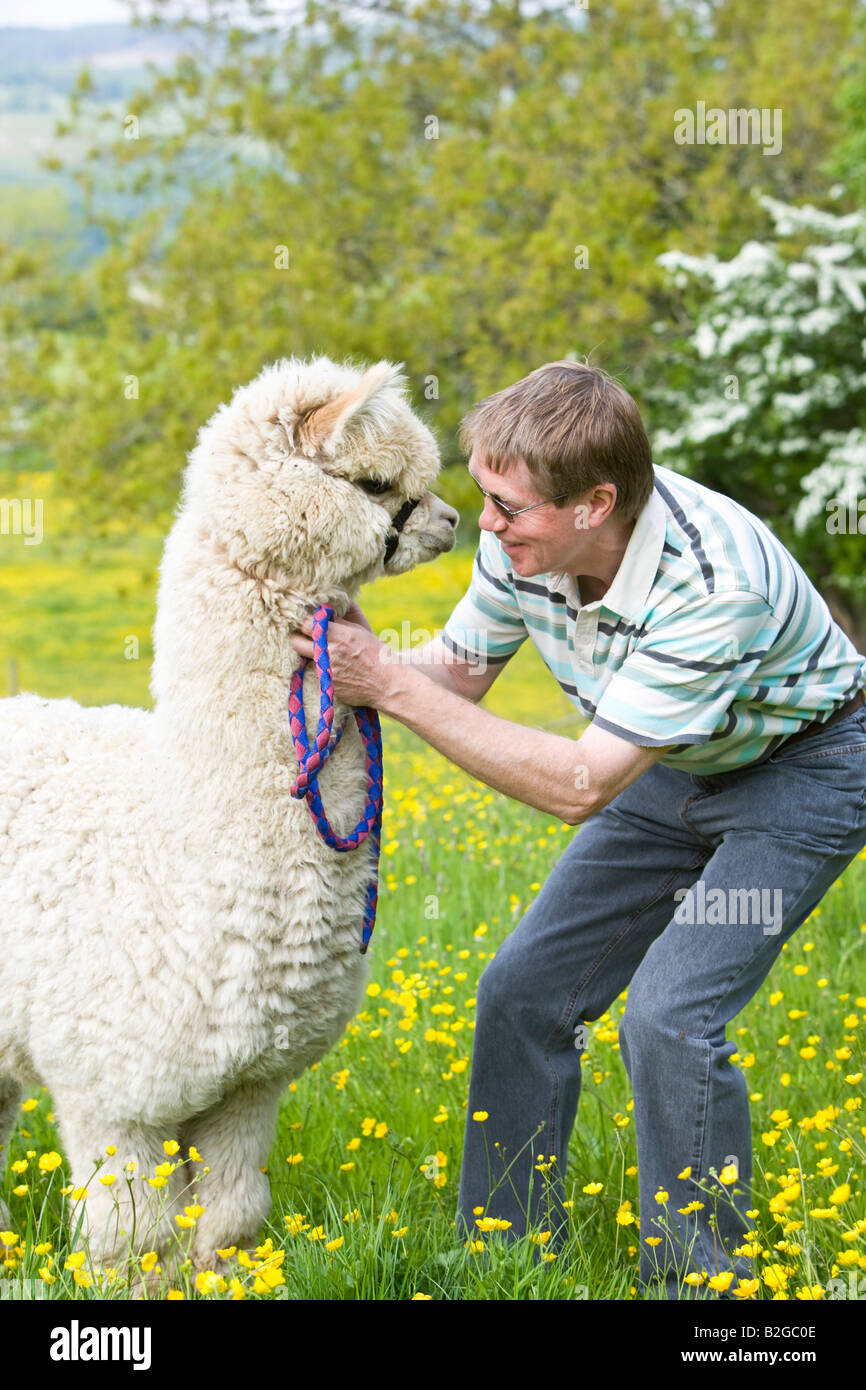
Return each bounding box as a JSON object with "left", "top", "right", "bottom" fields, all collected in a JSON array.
[{"left": 360, "top": 479, "right": 391, "bottom": 496}]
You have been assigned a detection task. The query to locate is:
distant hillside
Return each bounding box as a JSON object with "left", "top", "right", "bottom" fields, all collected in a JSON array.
[
  {"left": 0, "top": 22, "right": 186, "bottom": 187},
  {"left": 0, "top": 22, "right": 189, "bottom": 262},
  {"left": 0, "top": 23, "right": 184, "bottom": 97}
]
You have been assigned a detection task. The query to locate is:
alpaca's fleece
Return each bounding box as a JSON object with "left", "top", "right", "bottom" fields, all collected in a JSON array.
[{"left": 0, "top": 355, "right": 458, "bottom": 1272}]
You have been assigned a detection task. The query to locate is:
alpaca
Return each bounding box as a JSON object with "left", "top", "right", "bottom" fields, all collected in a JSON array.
[{"left": 0, "top": 356, "right": 458, "bottom": 1281}]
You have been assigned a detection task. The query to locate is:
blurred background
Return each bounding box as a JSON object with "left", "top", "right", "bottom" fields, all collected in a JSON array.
[{"left": 1, "top": 0, "right": 865, "bottom": 714}]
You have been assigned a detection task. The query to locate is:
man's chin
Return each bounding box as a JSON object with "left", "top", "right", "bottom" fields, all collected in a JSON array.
[{"left": 503, "top": 545, "right": 539, "bottom": 575}]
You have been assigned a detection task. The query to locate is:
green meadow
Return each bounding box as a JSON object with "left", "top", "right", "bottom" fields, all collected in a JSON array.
[{"left": 1, "top": 496, "right": 864, "bottom": 1302}]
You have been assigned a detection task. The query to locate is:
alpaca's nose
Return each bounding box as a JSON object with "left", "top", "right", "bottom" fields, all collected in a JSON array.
[{"left": 433, "top": 494, "right": 461, "bottom": 525}]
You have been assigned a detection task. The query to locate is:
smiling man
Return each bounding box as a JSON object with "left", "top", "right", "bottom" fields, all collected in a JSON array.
[{"left": 291, "top": 359, "right": 866, "bottom": 1299}]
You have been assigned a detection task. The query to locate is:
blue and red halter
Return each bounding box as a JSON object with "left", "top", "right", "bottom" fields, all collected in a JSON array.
[{"left": 288, "top": 604, "right": 383, "bottom": 954}]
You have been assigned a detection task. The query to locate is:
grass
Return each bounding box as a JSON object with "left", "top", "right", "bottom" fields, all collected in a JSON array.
[{"left": 1, "top": 484, "right": 864, "bottom": 1301}]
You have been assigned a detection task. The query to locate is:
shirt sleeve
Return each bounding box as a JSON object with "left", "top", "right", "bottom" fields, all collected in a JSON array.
[
  {"left": 592, "top": 590, "right": 783, "bottom": 747},
  {"left": 440, "top": 529, "right": 528, "bottom": 667}
]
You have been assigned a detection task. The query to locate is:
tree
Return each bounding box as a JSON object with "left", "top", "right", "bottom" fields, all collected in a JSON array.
[
  {"left": 1, "top": 0, "right": 861, "bottom": 526},
  {"left": 648, "top": 193, "right": 866, "bottom": 649}
]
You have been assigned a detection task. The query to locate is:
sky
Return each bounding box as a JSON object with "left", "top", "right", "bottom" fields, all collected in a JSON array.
[
  {"left": 2, "top": 0, "right": 137, "bottom": 21},
  {"left": 0, "top": 0, "right": 305, "bottom": 24}
]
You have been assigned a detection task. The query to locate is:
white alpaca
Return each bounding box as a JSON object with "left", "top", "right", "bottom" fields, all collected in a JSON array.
[{"left": 0, "top": 356, "right": 458, "bottom": 1279}]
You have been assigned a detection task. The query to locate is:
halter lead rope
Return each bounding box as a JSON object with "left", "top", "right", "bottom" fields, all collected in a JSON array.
[{"left": 288, "top": 604, "right": 383, "bottom": 954}]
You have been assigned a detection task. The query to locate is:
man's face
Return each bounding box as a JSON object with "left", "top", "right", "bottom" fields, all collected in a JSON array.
[{"left": 468, "top": 450, "right": 605, "bottom": 578}]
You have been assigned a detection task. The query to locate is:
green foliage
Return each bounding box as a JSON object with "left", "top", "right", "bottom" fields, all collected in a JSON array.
[
  {"left": 647, "top": 193, "right": 866, "bottom": 647},
  {"left": 0, "top": 0, "right": 862, "bottom": 527}
]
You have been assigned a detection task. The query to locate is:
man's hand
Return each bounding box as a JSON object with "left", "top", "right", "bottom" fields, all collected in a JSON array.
[{"left": 289, "top": 604, "right": 395, "bottom": 708}]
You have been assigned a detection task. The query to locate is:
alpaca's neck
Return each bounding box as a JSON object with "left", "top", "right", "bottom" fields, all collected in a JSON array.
[{"left": 149, "top": 513, "right": 360, "bottom": 824}]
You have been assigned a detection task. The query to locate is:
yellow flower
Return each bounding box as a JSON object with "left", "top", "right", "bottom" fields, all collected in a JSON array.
[
  {"left": 166, "top": 1290, "right": 184, "bottom": 1300},
  {"left": 731, "top": 1278, "right": 760, "bottom": 1298},
  {"left": 195, "top": 1270, "right": 227, "bottom": 1295},
  {"left": 141, "top": 1252, "right": 158, "bottom": 1272},
  {"left": 582, "top": 1182, "right": 603, "bottom": 1195},
  {"left": 677, "top": 1166, "right": 692, "bottom": 1180},
  {"left": 99, "top": 1174, "right": 116, "bottom": 1187},
  {"left": 38, "top": 1151, "right": 63, "bottom": 1172},
  {"left": 163, "top": 1140, "right": 180, "bottom": 1156},
  {"left": 217, "top": 1246, "right": 237, "bottom": 1259},
  {"left": 188, "top": 1145, "right": 202, "bottom": 1161},
  {"left": 326, "top": 1237, "right": 344, "bottom": 1251},
  {"left": 472, "top": 1111, "right": 488, "bottom": 1122},
  {"left": 762, "top": 1264, "right": 793, "bottom": 1290},
  {"left": 654, "top": 1190, "right": 669, "bottom": 1204},
  {"left": 286, "top": 1153, "right": 303, "bottom": 1165},
  {"left": 64, "top": 1251, "right": 87, "bottom": 1271},
  {"left": 707, "top": 1272, "right": 734, "bottom": 1291},
  {"left": 830, "top": 1184, "right": 851, "bottom": 1206},
  {"left": 719, "top": 1163, "right": 738, "bottom": 1185},
  {"left": 411, "top": 1292, "right": 433, "bottom": 1300},
  {"left": 0, "top": 1232, "right": 19, "bottom": 1248},
  {"left": 683, "top": 1272, "right": 706, "bottom": 1286},
  {"left": 21, "top": 1098, "right": 38, "bottom": 1112},
  {"left": 347, "top": 1137, "right": 361, "bottom": 1151},
  {"left": 616, "top": 1202, "right": 636, "bottom": 1227}
]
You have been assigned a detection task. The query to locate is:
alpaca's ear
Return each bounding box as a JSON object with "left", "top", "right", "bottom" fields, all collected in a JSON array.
[{"left": 294, "top": 361, "right": 404, "bottom": 458}]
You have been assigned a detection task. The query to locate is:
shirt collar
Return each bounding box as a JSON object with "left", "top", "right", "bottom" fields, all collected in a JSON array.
[{"left": 545, "top": 480, "right": 667, "bottom": 619}]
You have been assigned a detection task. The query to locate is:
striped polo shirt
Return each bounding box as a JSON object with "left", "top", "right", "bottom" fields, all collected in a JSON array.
[{"left": 441, "top": 463, "right": 866, "bottom": 774}]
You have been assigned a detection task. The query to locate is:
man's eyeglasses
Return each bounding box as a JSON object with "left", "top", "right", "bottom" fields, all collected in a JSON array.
[{"left": 467, "top": 467, "right": 570, "bottom": 523}]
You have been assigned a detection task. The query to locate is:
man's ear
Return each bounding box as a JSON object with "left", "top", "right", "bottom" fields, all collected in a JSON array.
[{"left": 291, "top": 361, "right": 404, "bottom": 459}]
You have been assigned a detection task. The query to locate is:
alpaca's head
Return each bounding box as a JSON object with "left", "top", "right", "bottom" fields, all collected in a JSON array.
[{"left": 181, "top": 356, "right": 458, "bottom": 592}]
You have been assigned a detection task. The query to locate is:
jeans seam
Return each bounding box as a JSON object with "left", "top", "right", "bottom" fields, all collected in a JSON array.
[{"left": 690, "top": 1036, "right": 712, "bottom": 1195}]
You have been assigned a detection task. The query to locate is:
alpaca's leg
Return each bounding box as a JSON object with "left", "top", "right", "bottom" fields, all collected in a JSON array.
[
  {"left": 180, "top": 1077, "right": 286, "bottom": 1274},
  {"left": 56, "top": 1108, "right": 180, "bottom": 1284},
  {"left": 0, "top": 1075, "right": 21, "bottom": 1228}
]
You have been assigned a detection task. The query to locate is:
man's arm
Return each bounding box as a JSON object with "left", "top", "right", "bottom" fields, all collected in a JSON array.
[
  {"left": 398, "top": 632, "right": 504, "bottom": 703},
  {"left": 378, "top": 661, "right": 673, "bottom": 824}
]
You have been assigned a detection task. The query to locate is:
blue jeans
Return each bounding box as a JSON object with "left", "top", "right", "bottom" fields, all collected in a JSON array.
[{"left": 458, "top": 703, "right": 866, "bottom": 1296}]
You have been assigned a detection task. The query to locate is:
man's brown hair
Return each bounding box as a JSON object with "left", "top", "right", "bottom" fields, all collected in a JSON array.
[{"left": 458, "top": 360, "right": 655, "bottom": 524}]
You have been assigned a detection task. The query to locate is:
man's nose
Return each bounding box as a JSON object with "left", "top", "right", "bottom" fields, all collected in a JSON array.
[{"left": 479, "top": 495, "right": 508, "bottom": 532}]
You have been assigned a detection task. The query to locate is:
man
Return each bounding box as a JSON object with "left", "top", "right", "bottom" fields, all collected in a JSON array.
[{"left": 291, "top": 360, "right": 866, "bottom": 1298}]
